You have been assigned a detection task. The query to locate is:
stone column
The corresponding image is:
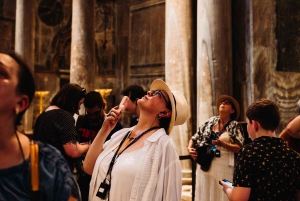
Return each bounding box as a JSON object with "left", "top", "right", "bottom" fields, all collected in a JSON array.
[
  {"left": 15, "top": 0, "right": 35, "bottom": 134},
  {"left": 165, "top": 0, "right": 196, "bottom": 199},
  {"left": 195, "top": 0, "right": 232, "bottom": 200},
  {"left": 70, "top": 0, "right": 95, "bottom": 92}
]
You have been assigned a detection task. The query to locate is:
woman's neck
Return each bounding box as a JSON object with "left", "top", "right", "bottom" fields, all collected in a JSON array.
[
  {"left": 133, "top": 115, "right": 160, "bottom": 136},
  {"left": 219, "top": 115, "right": 231, "bottom": 124},
  {"left": 0, "top": 122, "right": 16, "bottom": 149}
]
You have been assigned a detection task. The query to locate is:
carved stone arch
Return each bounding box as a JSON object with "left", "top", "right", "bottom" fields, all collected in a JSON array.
[{"left": 46, "top": 28, "right": 71, "bottom": 72}]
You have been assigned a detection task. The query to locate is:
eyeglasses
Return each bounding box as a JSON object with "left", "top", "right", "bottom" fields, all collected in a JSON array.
[
  {"left": 86, "top": 110, "right": 101, "bottom": 117},
  {"left": 220, "top": 100, "right": 232, "bottom": 106},
  {"left": 149, "top": 90, "right": 170, "bottom": 106}
]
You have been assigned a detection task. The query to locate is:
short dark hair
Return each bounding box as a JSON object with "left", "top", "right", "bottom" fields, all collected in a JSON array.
[
  {"left": 3, "top": 51, "right": 36, "bottom": 126},
  {"left": 246, "top": 99, "right": 280, "bottom": 131},
  {"left": 121, "top": 85, "right": 146, "bottom": 102},
  {"left": 84, "top": 91, "right": 104, "bottom": 109},
  {"left": 50, "top": 83, "right": 86, "bottom": 114}
]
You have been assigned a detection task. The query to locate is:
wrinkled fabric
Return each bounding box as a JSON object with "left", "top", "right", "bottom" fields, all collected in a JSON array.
[
  {"left": 89, "top": 127, "right": 182, "bottom": 201},
  {"left": 191, "top": 116, "right": 244, "bottom": 147},
  {"left": 0, "top": 142, "right": 80, "bottom": 201}
]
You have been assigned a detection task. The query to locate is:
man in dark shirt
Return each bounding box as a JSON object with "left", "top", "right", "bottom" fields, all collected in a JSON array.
[
  {"left": 76, "top": 91, "right": 122, "bottom": 143},
  {"left": 221, "top": 99, "right": 300, "bottom": 201},
  {"left": 76, "top": 91, "right": 122, "bottom": 201}
]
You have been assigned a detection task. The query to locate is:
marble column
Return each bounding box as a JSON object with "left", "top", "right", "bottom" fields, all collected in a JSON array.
[
  {"left": 165, "top": 0, "right": 196, "bottom": 199},
  {"left": 195, "top": 0, "right": 232, "bottom": 200},
  {"left": 15, "top": 0, "right": 35, "bottom": 134},
  {"left": 70, "top": 0, "right": 95, "bottom": 92}
]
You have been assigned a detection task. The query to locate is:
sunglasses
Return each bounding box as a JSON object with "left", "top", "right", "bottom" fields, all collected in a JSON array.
[
  {"left": 149, "top": 90, "right": 170, "bottom": 106},
  {"left": 220, "top": 100, "right": 232, "bottom": 106}
]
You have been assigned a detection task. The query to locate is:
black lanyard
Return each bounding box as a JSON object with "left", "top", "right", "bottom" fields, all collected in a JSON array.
[
  {"left": 216, "top": 119, "right": 232, "bottom": 137},
  {"left": 101, "top": 126, "right": 160, "bottom": 184}
]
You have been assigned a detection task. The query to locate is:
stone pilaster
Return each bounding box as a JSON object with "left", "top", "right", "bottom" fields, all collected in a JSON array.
[
  {"left": 165, "top": 0, "right": 196, "bottom": 199},
  {"left": 195, "top": 0, "right": 232, "bottom": 200},
  {"left": 15, "top": 0, "right": 35, "bottom": 134},
  {"left": 70, "top": 0, "right": 95, "bottom": 91}
]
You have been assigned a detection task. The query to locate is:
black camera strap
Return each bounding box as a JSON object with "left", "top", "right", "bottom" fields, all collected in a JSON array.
[{"left": 96, "top": 126, "right": 160, "bottom": 199}]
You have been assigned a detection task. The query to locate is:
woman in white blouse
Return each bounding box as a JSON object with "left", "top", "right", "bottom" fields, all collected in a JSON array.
[{"left": 83, "top": 79, "right": 188, "bottom": 201}]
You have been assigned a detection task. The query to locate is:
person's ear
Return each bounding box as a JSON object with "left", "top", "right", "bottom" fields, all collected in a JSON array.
[
  {"left": 252, "top": 120, "right": 258, "bottom": 132},
  {"left": 15, "top": 95, "right": 29, "bottom": 114},
  {"left": 159, "top": 110, "right": 171, "bottom": 118},
  {"left": 102, "top": 102, "right": 106, "bottom": 109}
]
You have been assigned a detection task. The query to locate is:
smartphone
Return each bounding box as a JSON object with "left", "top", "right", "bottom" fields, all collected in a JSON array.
[
  {"left": 210, "top": 132, "right": 218, "bottom": 140},
  {"left": 117, "top": 96, "right": 129, "bottom": 112},
  {"left": 208, "top": 131, "right": 218, "bottom": 143},
  {"left": 219, "top": 179, "right": 233, "bottom": 188}
]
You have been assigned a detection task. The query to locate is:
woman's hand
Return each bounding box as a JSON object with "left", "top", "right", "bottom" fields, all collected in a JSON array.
[
  {"left": 83, "top": 105, "right": 123, "bottom": 175},
  {"left": 188, "top": 139, "right": 198, "bottom": 160},
  {"left": 188, "top": 147, "right": 198, "bottom": 160},
  {"left": 102, "top": 106, "right": 123, "bottom": 132}
]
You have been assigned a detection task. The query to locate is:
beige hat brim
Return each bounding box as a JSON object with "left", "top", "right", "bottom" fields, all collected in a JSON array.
[{"left": 150, "top": 79, "right": 188, "bottom": 134}]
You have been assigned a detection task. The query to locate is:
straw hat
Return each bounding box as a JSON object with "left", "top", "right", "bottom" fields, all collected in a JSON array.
[
  {"left": 150, "top": 79, "right": 188, "bottom": 134},
  {"left": 216, "top": 95, "right": 240, "bottom": 120}
]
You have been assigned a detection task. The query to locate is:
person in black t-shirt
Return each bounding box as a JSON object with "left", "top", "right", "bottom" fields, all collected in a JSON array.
[
  {"left": 76, "top": 91, "right": 122, "bottom": 201},
  {"left": 76, "top": 91, "right": 123, "bottom": 143},
  {"left": 221, "top": 99, "right": 300, "bottom": 201}
]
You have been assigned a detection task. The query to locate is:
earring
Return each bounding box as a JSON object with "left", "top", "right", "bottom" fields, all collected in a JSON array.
[
  {"left": 157, "top": 115, "right": 161, "bottom": 120},
  {"left": 15, "top": 107, "right": 19, "bottom": 115}
]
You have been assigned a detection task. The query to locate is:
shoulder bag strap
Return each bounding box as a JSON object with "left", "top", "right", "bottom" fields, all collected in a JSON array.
[{"left": 30, "top": 140, "right": 40, "bottom": 201}]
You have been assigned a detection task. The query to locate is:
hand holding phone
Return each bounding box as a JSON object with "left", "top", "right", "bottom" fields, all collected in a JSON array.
[
  {"left": 219, "top": 179, "right": 233, "bottom": 188},
  {"left": 117, "top": 96, "right": 129, "bottom": 112}
]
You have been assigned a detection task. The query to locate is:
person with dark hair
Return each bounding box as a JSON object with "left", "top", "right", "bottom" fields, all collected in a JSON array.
[
  {"left": 77, "top": 91, "right": 123, "bottom": 144},
  {"left": 0, "top": 52, "right": 80, "bottom": 200},
  {"left": 83, "top": 79, "right": 188, "bottom": 200},
  {"left": 34, "top": 83, "right": 90, "bottom": 173},
  {"left": 121, "top": 84, "right": 146, "bottom": 126},
  {"left": 221, "top": 99, "right": 300, "bottom": 201},
  {"left": 76, "top": 91, "right": 122, "bottom": 201},
  {"left": 188, "top": 95, "right": 244, "bottom": 201}
]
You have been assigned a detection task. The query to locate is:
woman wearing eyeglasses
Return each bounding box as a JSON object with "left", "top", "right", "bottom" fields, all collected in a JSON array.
[
  {"left": 83, "top": 79, "right": 188, "bottom": 201},
  {"left": 33, "top": 83, "right": 90, "bottom": 173},
  {"left": 188, "top": 95, "right": 244, "bottom": 201}
]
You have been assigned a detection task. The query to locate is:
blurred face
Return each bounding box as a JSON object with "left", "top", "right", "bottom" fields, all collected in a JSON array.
[
  {"left": 86, "top": 106, "right": 104, "bottom": 126},
  {"left": 219, "top": 99, "right": 234, "bottom": 115},
  {"left": 86, "top": 106, "right": 103, "bottom": 120},
  {"left": 0, "top": 53, "right": 20, "bottom": 115},
  {"left": 124, "top": 97, "right": 137, "bottom": 115}
]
